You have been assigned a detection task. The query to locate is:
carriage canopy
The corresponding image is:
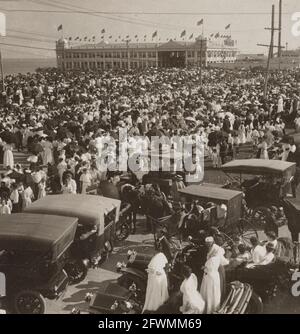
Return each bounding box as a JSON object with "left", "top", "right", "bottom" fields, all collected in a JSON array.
[
  {"left": 178, "top": 185, "right": 243, "bottom": 225},
  {"left": 178, "top": 185, "right": 243, "bottom": 203},
  {"left": 221, "top": 159, "right": 296, "bottom": 177}
]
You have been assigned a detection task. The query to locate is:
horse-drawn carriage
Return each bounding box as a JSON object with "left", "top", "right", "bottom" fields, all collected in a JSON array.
[
  {"left": 221, "top": 159, "right": 296, "bottom": 231},
  {"left": 145, "top": 184, "right": 258, "bottom": 250}
]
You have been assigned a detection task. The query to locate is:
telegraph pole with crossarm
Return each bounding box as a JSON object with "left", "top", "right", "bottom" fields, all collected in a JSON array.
[{"left": 257, "top": 4, "right": 284, "bottom": 99}]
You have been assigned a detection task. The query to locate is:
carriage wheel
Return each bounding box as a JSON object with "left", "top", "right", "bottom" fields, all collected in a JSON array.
[
  {"left": 217, "top": 232, "right": 235, "bottom": 249},
  {"left": 238, "top": 219, "right": 259, "bottom": 248},
  {"left": 251, "top": 206, "right": 272, "bottom": 229}
]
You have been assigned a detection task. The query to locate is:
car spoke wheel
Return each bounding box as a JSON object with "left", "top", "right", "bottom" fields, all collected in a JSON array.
[
  {"left": 14, "top": 290, "right": 46, "bottom": 314},
  {"left": 251, "top": 207, "right": 272, "bottom": 229},
  {"left": 65, "top": 260, "right": 88, "bottom": 284},
  {"left": 115, "top": 222, "right": 130, "bottom": 242}
]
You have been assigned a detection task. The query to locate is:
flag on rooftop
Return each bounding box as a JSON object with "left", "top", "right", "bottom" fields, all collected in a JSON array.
[
  {"left": 189, "top": 33, "right": 193, "bottom": 40},
  {"left": 152, "top": 30, "right": 158, "bottom": 38},
  {"left": 101, "top": 28, "right": 105, "bottom": 33},
  {"left": 57, "top": 24, "right": 63, "bottom": 31},
  {"left": 180, "top": 30, "right": 186, "bottom": 38},
  {"left": 197, "top": 19, "right": 204, "bottom": 26},
  {"left": 225, "top": 24, "right": 231, "bottom": 29}
]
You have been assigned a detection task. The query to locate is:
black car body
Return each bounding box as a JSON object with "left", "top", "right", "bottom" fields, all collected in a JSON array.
[{"left": 0, "top": 213, "right": 78, "bottom": 313}]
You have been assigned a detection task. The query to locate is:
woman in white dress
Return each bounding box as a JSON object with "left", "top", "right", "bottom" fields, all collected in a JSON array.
[
  {"left": 200, "top": 249, "right": 221, "bottom": 314},
  {"left": 22, "top": 185, "right": 34, "bottom": 209},
  {"left": 142, "top": 252, "right": 169, "bottom": 313},
  {"left": 42, "top": 138, "right": 54, "bottom": 165},
  {"left": 238, "top": 123, "right": 246, "bottom": 145},
  {"left": 3, "top": 143, "right": 14, "bottom": 169},
  {"left": 180, "top": 266, "right": 205, "bottom": 314},
  {"left": 38, "top": 179, "right": 47, "bottom": 199},
  {"left": 258, "top": 137, "right": 269, "bottom": 159}
]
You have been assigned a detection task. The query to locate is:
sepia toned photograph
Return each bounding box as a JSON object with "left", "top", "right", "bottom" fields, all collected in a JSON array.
[{"left": 0, "top": 0, "right": 300, "bottom": 318}]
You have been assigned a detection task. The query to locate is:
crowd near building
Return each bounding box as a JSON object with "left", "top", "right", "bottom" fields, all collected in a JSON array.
[{"left": 56, "top": 36, "right": 238, "bottom": 70}]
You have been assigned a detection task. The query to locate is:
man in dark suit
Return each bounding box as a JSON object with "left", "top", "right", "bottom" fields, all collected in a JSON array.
[{"left": 222, "top": 115, "right": 231, "bottom": 134}]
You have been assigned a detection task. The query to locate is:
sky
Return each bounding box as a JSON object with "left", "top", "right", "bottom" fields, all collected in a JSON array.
[{"left": 0, "top": 0, "right": 299, "bottom": 58}]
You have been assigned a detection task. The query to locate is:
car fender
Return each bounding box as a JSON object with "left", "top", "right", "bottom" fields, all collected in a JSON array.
[{"left": 119, "top": 267, "right": 147, "bottom": 281}]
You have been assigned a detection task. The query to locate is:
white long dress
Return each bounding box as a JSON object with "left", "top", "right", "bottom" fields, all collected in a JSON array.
[
  {"left": 142, "top": 252, "right": 169, "bottom": 313},
  {"left": 22, "top": 186, "right": 34, "bottom": 209},
  {"left": 200, "top": 255, "right": 221, "bottom": 314},
  {"left": 42, "top": 141, "right": 54, "bottom": 165},
  {"left": 180, "top": 273, "right": 205, "bottom": 314},
  {"left": 3, "top": 143, "right": 14, "bottom": 169}
]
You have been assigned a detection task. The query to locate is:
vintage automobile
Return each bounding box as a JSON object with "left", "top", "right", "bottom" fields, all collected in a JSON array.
[
  {"left": 221, "top": 159, "right": 296, "bottom": 228},
  {"left": 25, "top": 194, "right": 121, "bottom": 283},
  {"left": 226, "top": 254, "right": 295, "bottom": 301},
  {"left": 89, "top": 246, "right": 263, "bottom": 314},
  {"left": 0, "top": 213, "right": 78, "bottom": 314}
]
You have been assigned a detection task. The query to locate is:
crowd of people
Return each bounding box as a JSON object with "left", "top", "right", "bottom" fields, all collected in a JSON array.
[
  {"left": 0, "top": 66, "right": 299, "bottom": 215},
  {"left": 0, "top": 65, "right": 299, "bottom": 315}
]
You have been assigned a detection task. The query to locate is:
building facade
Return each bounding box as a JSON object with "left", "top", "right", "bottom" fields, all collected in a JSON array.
[{"left": 56, "top": 37, "right": 238, "bottom": 71}]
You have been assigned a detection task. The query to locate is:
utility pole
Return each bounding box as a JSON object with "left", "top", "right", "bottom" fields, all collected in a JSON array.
[
  {"left": 264, "top": 5, "right": 275, "bottom": 98},
  {"left": 278, "top": 0, "right": 282, "bottom": 58},
  {"left": 257, "top": 5, "right": 283, "bottom": 98}
]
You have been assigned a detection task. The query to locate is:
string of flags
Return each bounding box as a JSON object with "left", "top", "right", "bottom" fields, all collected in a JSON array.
[{"left": 61, "top": 20, "right": 232, "bottom": 44}]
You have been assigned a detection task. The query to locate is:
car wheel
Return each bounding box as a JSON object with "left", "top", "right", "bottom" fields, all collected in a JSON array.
[
  {"left": 65, "top": 260, "right": 88, "bottom": 284},
  {"left": 13, "top": 290, "right": 46, "bottom": 314},
  {"left": 115, "top": 222, "right": 130, "bottom": 242}
]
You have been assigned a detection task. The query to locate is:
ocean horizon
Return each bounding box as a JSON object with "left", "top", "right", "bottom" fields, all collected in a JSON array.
[{"left": 2, "top": 58, "right": 57, "bottom": 76}]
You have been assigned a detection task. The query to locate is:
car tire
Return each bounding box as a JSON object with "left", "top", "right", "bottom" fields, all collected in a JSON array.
[
  {"left": 13, "top": 290, "right": 46, "bottom": 314},
  {"left": 65, "top": 260, "right": 88, "bottom": 285},
  {"left": 115, "top": 222, "right": 130, "bottom": 242}
]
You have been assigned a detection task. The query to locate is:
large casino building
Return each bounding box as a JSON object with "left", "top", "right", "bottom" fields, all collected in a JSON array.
[{"left": 56, "top": 36, "right": 238, "bottom": 70}]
